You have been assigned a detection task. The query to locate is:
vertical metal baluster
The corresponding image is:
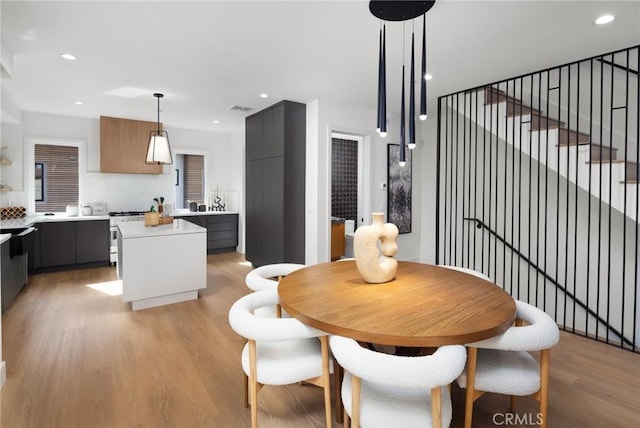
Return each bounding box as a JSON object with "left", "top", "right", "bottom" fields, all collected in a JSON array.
[
  {"left": 461, "top": 92, "right": 467, "bottom": 267},
  {"left": 465, "top": 91, "right": 471, "bottom": 268},
  {"left": 503, "top": 80, "right": 510, "bottom": 289},
  {"left": 596, "top": 56, "right": 604, "bottom": 340},
  {"left": 436, "top": 97, "right": 442, "bottom": 265},
  {"left": 447, "top": 95, "right": 453, "bottom": 265},
  {"left": 543, "top": 69, "right": 550, "bottom": 313},
  {"left": 573, "top": 62, "right": 581, "bottom": 335},
  {"left": 606, "top": 54, "right": 615, "bottom": 344},
  {"left": 634, "top": 46, "right": 639, "bottom": 351},
  {"left": 554, "top": 67, "right": 562, "bottom": 323},
  {"left": 510, "top": 79, "right": 517, "bottom": 295},
  {"left": 620, "top": 49, "right": 629, "bottom": 349},
  {"left": 535, "top": 72, "right": 542, "bottom": 307},
  {"left": 481, "top": 89, "right": 487, "bottom": 273},
  {"left": 488, "top": 87, "right": 495, "bottom": 281},
  {"left": 473, "top": 90, "right": 479, "bottom": 272},
  {"left": 453, "top": 94, "right": 459, "bottom": 265},
  {"left": 564, "top": 64, "right": 572, "bottom": 331},
  {"left": 527, "top": 75, "right": 534, "bottom": 304},
  {"left": 585, "top": 58, "right": 594, "bottom": 340}
]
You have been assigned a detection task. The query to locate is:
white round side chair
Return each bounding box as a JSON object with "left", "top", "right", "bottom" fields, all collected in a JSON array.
[
  {"left": 329, "top": 335, "right": 467, "bottom": 428},
  {"left": 456, "top": 300, "right": 560, "bottom": 428},
  {"left": 437, "top": 264, "right": 492, "bottom": 282},
  {"left": 245, "top": 263, "right": 306, "bottom": 291},
  {"left": 228, "top": 288, "right": 333, "bottom": 428},
  {"left": 245, "top": 263, "right": 305, "bottom": 317}
]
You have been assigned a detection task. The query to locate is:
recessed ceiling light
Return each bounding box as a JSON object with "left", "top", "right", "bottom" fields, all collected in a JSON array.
[
  {"left": 60, "top": 53, "right": 77, "bottom": 61},
  {"left": 260, "top": 93, "right": 269, "bottom": 98},
  {"left": 213, "top": 120, "right": 220, "bottom": 124},
  {"left": 74, "top": 101, "right": 83, "bottom": 105},
  {"left": 424, "top": 74, "right": 433, "bottom": 81},
  {"left": 595, "top": 14, "right": 615, "bottom": 25}
]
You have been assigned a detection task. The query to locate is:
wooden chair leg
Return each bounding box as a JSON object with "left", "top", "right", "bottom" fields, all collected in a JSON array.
[
  {"left": 320, "top": 336, "right": 333, "bottom": 428},
  {"left": 510, "top": 395, "right": 517, "bottom": 412},
  {"left": 539, "top": 348, "right": 551, "bottom": 428},
  {"left": 249, "top": 340, "right": 259, "bottom": 428},
  {"left": 343, "top": 407, "right": 350, "bottom": 428},
  {"left": 334, "top": 363, "right": 344, "bottom": 423},
  {"left": 243, "top": 372, "right": 249, "bottom": 407},
  {"left": 431, "top": 386, "right": 442, "bottom": 428},
  {"left": 351, "top": 375, "right": 361, "bottom": 428},
  {"left": 464, "top": 347, "right": 478, "bottom": 428}
]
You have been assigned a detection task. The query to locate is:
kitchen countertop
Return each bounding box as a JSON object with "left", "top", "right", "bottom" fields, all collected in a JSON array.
[
  {"left": 118, "top": 218, "right": 206, "bottom": 239},
  {"left": 0, "top": 233, "right": 10, "bottom": 245},
  {"left": 0, "top": 213, "right": 110, "bottom": 229},
  {"left": 170, "top": 209, "right": 238, "bottom": 216}
]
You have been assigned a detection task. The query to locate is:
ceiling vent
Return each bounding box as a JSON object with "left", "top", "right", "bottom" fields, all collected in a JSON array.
[{"left": 228, "top": 105, "right": 253, "bottom": 113}]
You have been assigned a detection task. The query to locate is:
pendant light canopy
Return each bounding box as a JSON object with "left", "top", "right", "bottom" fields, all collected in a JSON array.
[
  {"left": 370, "top": 0, "right": 435, "bottom": 164},
  {"left": 146, "top": 92, "right": 173, "bottom": 165}
]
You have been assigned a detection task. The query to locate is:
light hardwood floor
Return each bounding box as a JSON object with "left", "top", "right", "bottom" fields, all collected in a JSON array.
[{"left": 1, "top": 252, "right": 639, "bottom": 427}]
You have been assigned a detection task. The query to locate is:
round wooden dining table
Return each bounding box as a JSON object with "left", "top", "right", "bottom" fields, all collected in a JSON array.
[{"left": 278, "top": 260, "right": 516, "bottom": 347}]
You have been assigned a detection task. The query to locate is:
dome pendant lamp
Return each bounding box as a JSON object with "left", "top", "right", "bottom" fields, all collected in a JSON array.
[{"left": 146, "top": 92, "right": 173, "bottom": 165}]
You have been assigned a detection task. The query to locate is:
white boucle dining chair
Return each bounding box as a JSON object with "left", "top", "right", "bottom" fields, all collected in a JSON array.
[
  {"left": 228, "top": 288, "right": 332, "bottom": 428},
  {"left": 329, "top": 335, "right": 467, "bottom": 428},
  {"left": 456, "top": 300, "right": 560, "bottom": 428},
  {"left": 245, "top": 263, "right": 306, "bottom": 317},
  {"left": 438, "top": 264, "right": 492, "bottom": 282}
]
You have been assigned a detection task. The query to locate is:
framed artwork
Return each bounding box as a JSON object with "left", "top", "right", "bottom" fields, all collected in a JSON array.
[{"left": 387, "top": 144, "right": 412, "bottom": 234}]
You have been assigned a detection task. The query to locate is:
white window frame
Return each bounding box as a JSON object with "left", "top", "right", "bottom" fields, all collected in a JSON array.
[{"left": 24, "top": 136, "right": 87, "bottom": 214}]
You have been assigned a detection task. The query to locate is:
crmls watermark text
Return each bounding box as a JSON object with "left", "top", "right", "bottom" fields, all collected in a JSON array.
[{"left": 492, "top": 413, "right": 544, "bottom": 426}]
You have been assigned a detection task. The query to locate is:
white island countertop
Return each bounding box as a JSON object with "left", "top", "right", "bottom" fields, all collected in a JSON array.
[{"left": 118, "top": 218, "right": 206, "bottom": 238}]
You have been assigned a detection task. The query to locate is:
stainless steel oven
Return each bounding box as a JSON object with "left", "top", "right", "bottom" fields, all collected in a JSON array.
[{"left": 109, "top": 211, "right": 145, "bottom": 264}]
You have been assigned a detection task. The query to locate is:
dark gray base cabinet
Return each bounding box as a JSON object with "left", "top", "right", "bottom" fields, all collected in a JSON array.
[
  {"left": 1, "top": 240, "right": 28, "bottom": 313},
  {"left": 175, "top": 214, "right": 238, "bottom": 254},
  {"left": 36, "top": 220, "right": 110, "bottom": 270}
]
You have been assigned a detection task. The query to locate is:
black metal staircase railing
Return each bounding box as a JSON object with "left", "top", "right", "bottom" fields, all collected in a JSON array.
[
  {"left": 463, "top": 217, "right": 634, "bottom": 347},
  {"left": 436, "top": 45, "right": 639, "bottom": 352}
]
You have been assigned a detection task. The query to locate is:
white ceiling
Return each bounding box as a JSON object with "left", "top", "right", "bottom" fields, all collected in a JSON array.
[{"left": 2, "top": 0, "right": 639, "bottom": 135}]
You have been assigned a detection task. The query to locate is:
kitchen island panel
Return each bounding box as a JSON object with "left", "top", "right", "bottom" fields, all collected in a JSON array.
[{"left": 119, "top": 219, "right": 206, "bottom": 310}]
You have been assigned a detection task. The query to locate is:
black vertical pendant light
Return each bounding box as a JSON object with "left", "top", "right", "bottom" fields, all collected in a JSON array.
[
  {"left": 408, "top": 30, "right": 416, "bottom": 150},
  {"left": 420, "top": 13, "right": 427, "bottom": 120},
  {"left": 400, "top": 63, "right": 406, "bottom": 166},
  {"left": 376, "top": 24, "right": 387, "bottom": 137},
  {"left": 369, "top": 1, "right": 435, "bottom": 164}
]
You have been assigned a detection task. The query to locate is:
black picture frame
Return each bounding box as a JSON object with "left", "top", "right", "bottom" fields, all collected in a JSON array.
[
  {"left": 34, "top": 162, "right": 44, "bottom": 202},
  {"left": 387, "top": 144, "right": 412, "bottom": 234}
]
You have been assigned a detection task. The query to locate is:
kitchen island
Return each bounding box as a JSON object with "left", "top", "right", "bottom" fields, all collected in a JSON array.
[{"left": 117, "top": 219, "right": 206, "bottom": 310}]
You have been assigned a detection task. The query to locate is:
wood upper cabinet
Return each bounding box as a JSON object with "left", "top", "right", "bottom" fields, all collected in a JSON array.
[{"left": 100, "top": 116, "right": 163, "bottom": 174}]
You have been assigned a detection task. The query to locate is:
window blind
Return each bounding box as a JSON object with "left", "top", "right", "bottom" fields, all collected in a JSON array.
[
  {"left": 35, "top": 144, "right": 79, "bottom": 212},
  {"left": 183, "top": 154, "right": 204, "bottom": 206}
]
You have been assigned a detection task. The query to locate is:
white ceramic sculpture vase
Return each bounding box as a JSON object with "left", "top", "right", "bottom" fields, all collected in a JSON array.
[{"left": 353, "top": 212, "right": 399, "bottom": 283}]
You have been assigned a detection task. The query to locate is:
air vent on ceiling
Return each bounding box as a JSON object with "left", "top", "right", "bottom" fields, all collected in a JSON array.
[{"left": 228, "top": 105, "right": 253, "bottom": 112}]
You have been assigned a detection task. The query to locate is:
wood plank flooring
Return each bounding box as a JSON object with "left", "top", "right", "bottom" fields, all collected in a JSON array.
[{"left": 1, "top": 252, "right": 639, "bottom": 427}]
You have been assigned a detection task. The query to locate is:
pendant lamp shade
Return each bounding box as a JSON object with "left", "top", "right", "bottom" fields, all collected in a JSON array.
[{"left": 146, "top": 93, "right": 173, "bottom": 165}]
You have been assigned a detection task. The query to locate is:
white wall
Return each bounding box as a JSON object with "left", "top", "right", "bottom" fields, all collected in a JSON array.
[{"left": 306, "top": 98, "right": 423, "bottom": 264}]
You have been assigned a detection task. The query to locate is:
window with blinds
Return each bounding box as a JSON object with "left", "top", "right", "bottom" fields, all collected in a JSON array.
[
  {"left": 35, "top": 144, "right": 79, "bottom": 212},
  {"left": 183, "top": 154, "right": 205, "bottom": 206}
]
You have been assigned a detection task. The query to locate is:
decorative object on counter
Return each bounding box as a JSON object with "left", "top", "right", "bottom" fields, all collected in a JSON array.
[
  {"left": 144, "top": 211, "right": 160, "bottom": 226},
  {"left": 353, "top": 212, "right": 399, "bottom": 283},
  {"left": 66, "top": 204, "right": 79, "bottom": 217},
  {"left": 153, "top": 196, "right": 165, "bottom": 215},
  {"left": 92, "top": 200, "right": 108, "bottom": 215},
  {"left": 145, "top": 93, "right": 173, "bottom": 165},
  {"left": 0, "top": 183, "right": 12, "bottom": 193},
  {"left": 1, "top": 206, "right": 27, "bottom": 220},
  {"left": 189, "top": 201, "right": 198, "bottom": 212},
  {"left": 158, "top": 216, "right": 174, "bottom": 225}
]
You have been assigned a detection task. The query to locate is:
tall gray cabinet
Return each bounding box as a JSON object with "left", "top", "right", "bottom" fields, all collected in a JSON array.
[{"left": 245, "top": 100, "right": 305, "bottom": 267}]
